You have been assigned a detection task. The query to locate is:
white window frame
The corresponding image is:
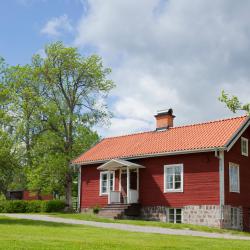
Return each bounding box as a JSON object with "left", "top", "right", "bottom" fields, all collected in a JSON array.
[
  {"left": 164, "top": 164, "right": 184, "bottom": 193},
  {"left": 168, "top": 208, "right": 183, "bottom": 223},
  {"left": 241, "top": 137, "right": 249, "bottom": 157},
  {"left": 99, "top": 171, "right": 115, "bottom": 196},
  {"left": 229, "top": 162, "right": 240, "bottom": 193},
  {"left": 231, "top": 207, "right": 240, "bottom": 229}
]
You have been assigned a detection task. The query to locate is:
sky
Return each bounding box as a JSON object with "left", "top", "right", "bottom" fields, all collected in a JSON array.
[{"left": 0, "top": 0, "right": 249, "bottom": 137}]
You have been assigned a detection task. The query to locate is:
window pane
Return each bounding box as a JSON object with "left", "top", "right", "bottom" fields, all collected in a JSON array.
[
  {"left": 176, "top": 215, "right": 182, "bottom": 223},
  {"left": 174, "top": 166, "right": 181, "bottom": 174},
  {"left": 102, "top": 173, "right": 107, "bottom": 181},
  {"left": 167, "top": 182, "right": 173, "bottom": 189},
  {"left": 176, "top": 209, "right": 182, "bottom": 215},
  {"left": 102, "top": 180, "right": 107, "bottom": 193},
  {"left": 175, "top": 181, "right": 181, "bottom": 189},
  {"left": 169, "top": 209, "right": 175, "bottom": 215},
  {"left": 109, "top": 173, "right": 114, "bottom": 191},
  {"left": 167, "top": 168, "right": 174, "bottom": 175},
  {"left": 169, "top": 214, "right": 174, "bottom": 223},
  {"left": 175, "top": 174, "right": 181, "bottom": 182}
]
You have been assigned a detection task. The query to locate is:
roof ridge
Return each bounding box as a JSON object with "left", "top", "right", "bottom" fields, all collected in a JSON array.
[
  {"left": 170, "top": 115, "right": 248, "bottom": 130},
  {"left": 103, "top": 115, "right": 248, "bottom": 140}
]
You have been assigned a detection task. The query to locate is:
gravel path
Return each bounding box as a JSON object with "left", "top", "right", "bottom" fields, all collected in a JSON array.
[{"left": 2, "top": 213, "right": 250, "bottom": 241}]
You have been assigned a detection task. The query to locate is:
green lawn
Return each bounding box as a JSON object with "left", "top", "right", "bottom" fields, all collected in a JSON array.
[
  {"left": 0, "top": 216, "right": 250, "bottom": 250},
  {"left": 49, "top": 212, "right": 250, "bottom": 236}
]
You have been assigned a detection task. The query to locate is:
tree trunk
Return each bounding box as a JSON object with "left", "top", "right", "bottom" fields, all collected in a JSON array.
[{"left": 65, "top": 170, "right": 72, "bottom": 209}]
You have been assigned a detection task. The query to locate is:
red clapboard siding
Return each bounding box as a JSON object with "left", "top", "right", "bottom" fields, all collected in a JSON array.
[
  {"left": 224, "top": 126, "right": 250, "bottom": 231},
  {"left": 224, "top": 126, "right": 250, "bottom": 207},
  {"left": 80, "top": 152, "right": 220, "bottom": 208},
  {"left": 81, "top": 164, "right": 120, "bottom": 208},
  {"left": 136, "top": 152, "right": 220, "bottom": 207}
]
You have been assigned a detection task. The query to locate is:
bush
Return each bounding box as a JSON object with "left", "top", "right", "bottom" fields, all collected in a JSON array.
[
  {"left": 26, "top": 200, "right": 43, "bottom": 213},
  {"left": 92, "top": 205, "right": 100, "bottom": 214},
  {"left": 0, "top": 200, "right": 66, "bottom": 213},
  {"left": 0, "top": 200, "right": 27, "bottom": 213},
  {"left": 41, "top": 200, "right": 66, "bottom": 212}
]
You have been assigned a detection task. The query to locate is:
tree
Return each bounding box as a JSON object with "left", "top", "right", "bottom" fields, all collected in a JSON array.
[
  {"left": 0, "top": 58, "right": 20, "bottom": 198},
  {"left": 219, "top": 90, "right": 250, "bottom": 114},
  {"left": 31, "top": 42, "right": 114, "bottom": 207},
  {"left": 0, "top": 43, "right": 113, "bottom": 206},
  {"left": 0, "top": 130, "right": 20, "bottom": 198}
]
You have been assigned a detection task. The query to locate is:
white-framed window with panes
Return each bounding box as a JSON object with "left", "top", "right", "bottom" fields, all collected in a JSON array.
[
  {"left": 168, "top": 208, "right": 182, "bottom": 223},
  {"left": 164, "top": 164, "right": 184, "bottom": 192},
  {"left": 241, "top": 137, "right": 248, "bottom": 157},
  {"left": 231, "top": 207, "right": 240, "bottom": 229},
  {"left": 99, "top": 171, "right": 115, "bottom": 196},
  {"left": 229, "top": 163, "right": 240, "bottom": 193}
]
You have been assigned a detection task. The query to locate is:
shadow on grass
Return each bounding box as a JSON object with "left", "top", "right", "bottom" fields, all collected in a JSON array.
[{"left": 0, "top": 217, "right": 76, "bottom": 228}]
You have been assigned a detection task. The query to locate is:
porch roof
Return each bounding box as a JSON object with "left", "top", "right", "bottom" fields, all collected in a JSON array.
[{"left": 97, "top": 159, "right": 145, "bottom": 171}]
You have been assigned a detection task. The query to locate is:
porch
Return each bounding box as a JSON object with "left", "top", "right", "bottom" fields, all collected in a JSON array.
[{"left": 97, "top": 159, "right": 145, "bottom": 205}]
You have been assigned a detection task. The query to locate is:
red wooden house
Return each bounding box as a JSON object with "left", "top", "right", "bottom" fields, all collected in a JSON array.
[{"left": 72, "top": 109, "right": 250, "bottom": 231}]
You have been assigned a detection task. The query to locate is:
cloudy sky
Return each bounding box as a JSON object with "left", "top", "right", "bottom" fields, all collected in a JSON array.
[{"left": 1, "top": 0, "right": 249, "bottom": 136}]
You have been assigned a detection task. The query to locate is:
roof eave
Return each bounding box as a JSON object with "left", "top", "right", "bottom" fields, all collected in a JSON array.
[
  {"left": 225, "top": 116, "right": 250, "bottom": 152},
  {"left": 73, "top": 146, "right": 226, "bottom": 166}
]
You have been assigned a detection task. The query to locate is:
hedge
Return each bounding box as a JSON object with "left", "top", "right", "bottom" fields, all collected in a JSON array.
[{"left": 0, "top": 200, "right": 66, "bottom": 213}]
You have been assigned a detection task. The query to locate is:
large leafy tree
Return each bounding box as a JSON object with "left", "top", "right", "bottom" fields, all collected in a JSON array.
[
  {"left": 30, "top": 42, "right": 114, "bottom": 206},
  {"left": 219, "top": 90, "right": 250, "bottom": 115},
  {"left": 1, "top": 42, "right": 114, "bottom": 206}
]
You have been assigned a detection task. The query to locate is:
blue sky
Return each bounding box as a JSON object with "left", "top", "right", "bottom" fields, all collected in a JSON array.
[
  {"left": 0, "top": 0, "right": 83, "bottom": 65},
  {"left": 1, "top": 0, "right": 249, "bottom": 137}
]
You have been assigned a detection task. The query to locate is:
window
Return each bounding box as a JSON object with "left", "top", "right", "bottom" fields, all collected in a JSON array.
[
  {"left": 168, "top": 208, "right": 182, "bottom": 223},
  {"left": 231, "top": 207, "right": 240, "bottom": 229},
  {"left": 241, "top": 137, "right": 248, "bottom": 156},
  {"left": 164, "top": 164, "right": 183, "bottom": 192},
  {"left": 100, "top": 171, "right": 115, "bottom": 195},
  {"left": 229, "top": 163, "right": 240, "bottom": 193}
]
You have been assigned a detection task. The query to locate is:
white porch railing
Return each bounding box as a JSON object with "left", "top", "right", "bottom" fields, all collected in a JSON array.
[
  {"left": 129, "top": 189, "right": 138, "bottom": 203},
  {"left": 110, "top": 191, "right": 120, "bottom": 203}
]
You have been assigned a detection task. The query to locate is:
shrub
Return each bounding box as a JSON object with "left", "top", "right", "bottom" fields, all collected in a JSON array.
[
  {"left": 41, "top": 200, "right": 66, "bottom": 212},
  {"left": 26, "top": 200, "right": 42, "bottom": 213},
  {"left": 0, "top": 200, "right": 66, "bottom": 213},
  {"left": 0, "top": 200, "right": 27, "bottom": 213},
  {"left": 92, "top": 205, "right": 100, "bottom": 214}
]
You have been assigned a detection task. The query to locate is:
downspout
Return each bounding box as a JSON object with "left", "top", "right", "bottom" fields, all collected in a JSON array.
[
  {"left": 77, "top": 166, "right": 82, "bottom": 213},
  {"left": 215, "top": 149, "right": 225, "bottom": 228}
]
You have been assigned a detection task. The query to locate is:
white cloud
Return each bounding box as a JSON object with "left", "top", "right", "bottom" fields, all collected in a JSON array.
[
  {"left": 41, "top": 14, "right": 73, "bottom": 37},
  {"left": 75, "top": 0, "right": 250, "bottom": 136}
]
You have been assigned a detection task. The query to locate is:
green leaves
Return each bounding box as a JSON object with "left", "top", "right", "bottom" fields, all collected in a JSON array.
[
  {"left": 0, "top": 42, "right": 114, "bottom": 202},
  {"left": 219, "top": 90, "right": 250, "bottom": 114}
]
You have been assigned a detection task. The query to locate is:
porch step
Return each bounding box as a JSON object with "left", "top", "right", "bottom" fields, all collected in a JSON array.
[{"left": 99, "top": 203, "right": 141, "bottom": 219}]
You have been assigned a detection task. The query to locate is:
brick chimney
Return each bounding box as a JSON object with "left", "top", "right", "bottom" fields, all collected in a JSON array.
[{"left": 155, "top": 109, "right": 175, "bottom": 130}]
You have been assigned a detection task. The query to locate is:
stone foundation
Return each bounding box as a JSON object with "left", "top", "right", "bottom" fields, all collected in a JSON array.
[
  {"left": 141, "top": 205, "right": 243, "bottom": 230},
  {"left": 141, "top": 206, "right": 168, "bottom": 221},
  {"left": 182, "top": 205, "right": 221, "bottom": 228}
]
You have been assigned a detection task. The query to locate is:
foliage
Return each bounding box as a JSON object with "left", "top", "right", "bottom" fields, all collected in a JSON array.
[
  {"left": 219, "top": 90, "right": 250, "bottom": 114},
  {"left": 0, "top": 130, "right": 20, "bottom": 198},
  {"left": 0, "top": 200, "right": 65, "bottom": 213},
  {"left": 41, "top": 200, "right": 66, "bottom": 213},
  {"left": 0, "top": 42, "right": 114, "bottom": 205},
  {"left": 92, "top": 205, "right": 100, "bottom": 214}
]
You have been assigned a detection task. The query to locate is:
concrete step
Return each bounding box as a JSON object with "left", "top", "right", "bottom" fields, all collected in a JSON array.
[{"left": 99, "top": 203, "right": 141, "bottom": 219}]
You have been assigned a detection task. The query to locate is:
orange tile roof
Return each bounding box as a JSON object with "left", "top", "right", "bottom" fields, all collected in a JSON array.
[{"left": 73, "top": 116, "right": 249, "bottom": 164}]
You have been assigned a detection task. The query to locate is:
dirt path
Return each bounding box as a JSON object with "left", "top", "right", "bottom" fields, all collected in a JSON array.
[{"left": 2, "top": 213, "right": 250, "bottom": 241}]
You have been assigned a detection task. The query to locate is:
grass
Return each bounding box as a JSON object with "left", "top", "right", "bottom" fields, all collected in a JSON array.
[
  {"left": 0, "top": 216, "right": 250, "bottom": 250},
  {"left": 49, "top": 212, "right": 250, "bottom": 236}
]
